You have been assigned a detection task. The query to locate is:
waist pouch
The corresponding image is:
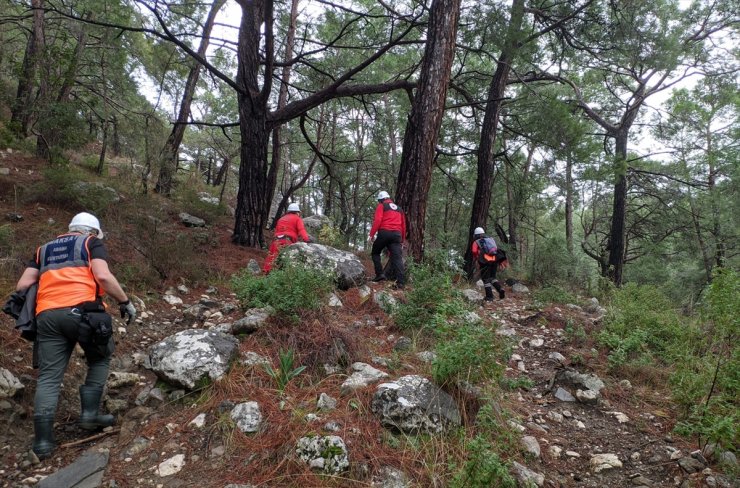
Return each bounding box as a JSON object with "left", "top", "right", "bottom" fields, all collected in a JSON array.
[{"left": 78, "top": 301, "right": 113, "bottom": 346}]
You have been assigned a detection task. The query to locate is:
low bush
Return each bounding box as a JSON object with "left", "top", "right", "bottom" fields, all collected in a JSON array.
[
  {"left": 433, "top": 323, "right": 505, "bottom": 385},
  {"left": 598, "top": 273, "right": 739, "bottom": 449},
  {"left": 449, "top": 435, "right": 516, "bottom": 488},
  {"left": 672, "top": 269, "right": 738, "bottom": 449},
  {"left": 598, "top": 284, "right": 689, "bottom": 369},
  {"left": 24, "top": 165, "right": 117, "bottom": 214},
  {"left": 533, "top": 285, "right": 579, "bottom": 305},
  {"left": 393, "top": 261, "right": 462, "bottom": 331},
  {"left": 231, "top": 263, "right": 333, "bottom": 321}
]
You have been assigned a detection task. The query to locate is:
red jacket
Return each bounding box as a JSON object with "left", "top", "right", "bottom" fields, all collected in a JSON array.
[
  {"left": 369, "top": 199, "right": 406, "bottom": 240},
  {"left": 273, "top": 212, "right": 309, "bottom": 242}
]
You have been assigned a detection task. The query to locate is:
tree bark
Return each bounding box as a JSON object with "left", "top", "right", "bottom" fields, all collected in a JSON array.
[
  {"left": 565, "top": 151, "right": 574, "bottom": 257},
  {"left": 266, "top": 0, "right": 299, "bottom": 224},
  {"left": 11, "top": 0, "right": 45, "bottom": 137},
  {"left": 463, "top": 0, "right": 524, "bottom": 277},
  {"left": 233, "top": 0, "right": 270, "bottom": 246},
  {"left": 395, "top": 0, "right": 461, "bottom": 262},
  {"left": 606, "top": 132, "right": 629, "bottom": 286},
  {"left": 156, "top": 0, "right": 226, "bottom": 196}
]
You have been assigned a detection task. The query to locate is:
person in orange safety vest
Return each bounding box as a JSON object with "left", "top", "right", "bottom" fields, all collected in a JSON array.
[
  {"left": 14, "top": 212, "right": 136, "bottom": 460},
  {"left": 263, "top": 203, "right": 313, "bottom": 273}
]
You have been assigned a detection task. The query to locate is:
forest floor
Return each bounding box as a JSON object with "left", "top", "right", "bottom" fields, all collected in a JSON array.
[{"left": 0, "top": 150, "right": 733, "bottom": 487}]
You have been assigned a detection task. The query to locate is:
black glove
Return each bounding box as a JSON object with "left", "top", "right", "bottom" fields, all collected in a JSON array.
[{"left": 119, "top": 300, "right": 136, "bottom": 325}]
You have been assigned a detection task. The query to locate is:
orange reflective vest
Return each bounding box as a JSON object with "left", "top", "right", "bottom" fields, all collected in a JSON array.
[{"left": 35, "top": 234, "right": 101, "bottom": 314}]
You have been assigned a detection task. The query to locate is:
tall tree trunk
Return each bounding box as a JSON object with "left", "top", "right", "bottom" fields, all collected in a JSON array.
[
  {"left": 607, "top": 132, "right": 629, "bottom": 286},
  {"left": 97, "top": 120, "right": 109, "bottom": 175},
  {"left": 505, "top": 157, "right": 519, "bottom": 261},
  {"left": 233, "top": 0, "right": 272, "bottom": 247},
  {"left": 565, "top": 151, "right": 574, "bottom": 256},
  {"left": 111, "top": 115, "right": 120, "bottom": 155},
  {"left": 395, "top": 0, "right": 461, "bottom": 262},
  {"left": 156, "top": 0, "right": 226, "bottom": 196},
  {"left": 266, "top": 0, "right": 299, "bottom": 222},
  {"left": 11, "top": 0, "right": 45, "bottom": 137},
  {"left": 213, "top": 156, "right": 229, "bottom": 186},
  {"left": 463, "top": 0, "right": 524, "bottom": 277}
]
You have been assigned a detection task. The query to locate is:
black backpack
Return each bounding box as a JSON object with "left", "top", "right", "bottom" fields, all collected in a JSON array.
[{"left": 476, "top": 237, "right": 498, "bottom": 263}]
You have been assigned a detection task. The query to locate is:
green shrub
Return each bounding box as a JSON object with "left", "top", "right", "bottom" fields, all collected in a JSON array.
[
  {"left": 433, "top": 323, "right": 505, "bottom": 385},
  {"left": 24, "top": 165, "right": 117, "bottom": 214},
  {"left": 598, "top": 284, "right": 688, "bottom": 369},
  {"left": 449, "top": 436, "right": 516, "bottom": 488},
  {"left": 393, "top": 261, "right": 461, "bottom": 330},
  {"left": 671, "top": 269, "right": 739, "bottom": 448},
  {"left": 263, "top": 348, "right": 306, "bottom": 393},
  {"left": 533, "top": 285, "right": 578, "bottom": 305},
  {"left": 231, "top": 263, "right": 333, "bottom": 321}
]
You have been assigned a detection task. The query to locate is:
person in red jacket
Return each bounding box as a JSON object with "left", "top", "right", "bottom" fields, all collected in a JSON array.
[
  {"left": 263, "top": 203, "right": 312, "bottom": 273},
  {"left": 369, "top": 190, "right": 406, "bottom": 289}
]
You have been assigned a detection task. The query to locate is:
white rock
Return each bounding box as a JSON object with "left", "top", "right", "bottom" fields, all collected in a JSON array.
[
  {"left": 177, "top": 285, "right": 189, "bottom": 294},
  {"left": 529, "top": 338, "right": 545, "bottom": 348},
  {"left": 548, "top": 352, "right": 566, "bottom": 363},
  {"left": 546, "top": 411, "right": 563, "bottom": 423},
  {"left": 608, "top": 411, "right": 630, "bottom": 423},
  {"left": 230, "top": 402, "right": 262, "bottom": 433},
  {"left": 510, "top": 461, "right": 544, "bottom": 487},
  {"left": 590, "top": 453, "right": 622, "bottom": 472},
  {"left": 0, "top": 368, "right": 24, "bottom": 398},
  {"left": 521, "top": 436, "right": 541, "bottom": 458},
  {"left": 189, "top": 413, "right": 206, "bottom": 428},
  {"left": 549, "top": 446, "right": 563, "bottom": 458},
  {"left": 328, "top": 293, "right": 343, "bottom": 307},
  {"left": 340, "top": 362, "right": 389, "bottom": 394},
  {"left": 156, "top": 454, "right": 185, "bottom": 477},
  {"left": 163, "top": 294, "right": 183, "bottom": 305},
  {"left": 565, "top": 450, "right": 580, "bottom": 457}
]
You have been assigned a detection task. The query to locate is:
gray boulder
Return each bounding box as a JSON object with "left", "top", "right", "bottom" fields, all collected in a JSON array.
[
  {"left": 371, "top": 375, "right": 461, "bottom": 434},
  {"left": 302, "top": 214, "right": 332, "bottom": 233},
  {"left": 461, "top": 289, "right": 484, "bottom": 304},
  {"left": 371, "top": 466, "right": 412, "bottom": 488},
  {"left": 179, "top": 212, "right": 206, "bottom": 227},
  {"left": 374, "top": 290, "right": 398, "bottom": 313},
  {"left": 510, "top": 461, "right": 545, "bottom": 487},
  {"left": 232, "top": 308, "right": 272, "bottom": 334},
  {"left": 279, "top": 242, "right": 365, "bottom": 289},
  {"left": 230, "top": 401, "right": 262, "bottom": 433},
  {"left": 296, "top": 435, "right": 349, "bottom": 474},
  {"left": 0, "top": 368, "right": 23, "bottom": 398},
  {"left": 512, "top": 282, "right": 530, "bottom": 294},
  {"left": 247, "top": 259, "right": 262, "bottom": 275},
  {"left": 149, "top": 330, "right": 239, "bottom": 389},
  {"left": 341, "top": 362, "right": 389, "bottom": 394}
]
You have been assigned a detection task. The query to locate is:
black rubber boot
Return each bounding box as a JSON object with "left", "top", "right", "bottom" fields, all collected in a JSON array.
[
  {"left": 484, "top": 285, "right": 494, "bottom": 302},
  {"left": 372, "top": 275, "right": 387, "bottom": 282},
  {"left": 33, "top": 415, "right": 56, "bottom": 460},
  {"left": 493, "top": 281, "right": 505, "bottom": 299},
  {"left": 79, "top": 385, "right": 115, "bottom": 430}
]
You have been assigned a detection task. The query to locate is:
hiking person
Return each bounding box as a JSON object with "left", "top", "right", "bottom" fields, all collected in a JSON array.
[
  {"left": 263, "top": 203, "right": 313, "bottom": 273},
  {"left": 471, "top": 227, "right": 506, "bottom": 302},
  {"left": 368, "top": 190, "right": 406, "bottom": 289},
  {"left": 13, "top": 212, "right": 136, "bottom": 460}
]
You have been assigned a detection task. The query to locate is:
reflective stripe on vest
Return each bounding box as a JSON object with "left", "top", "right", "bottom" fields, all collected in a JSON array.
[{"left": 36, "top": 234, "right": 99, "bottom": 314}]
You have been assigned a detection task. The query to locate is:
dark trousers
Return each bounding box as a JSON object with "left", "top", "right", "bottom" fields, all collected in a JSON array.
[
  {"left": 480, "top": 262, "right": 500, "bottom": 298},
  {"left": 372, "top": 230, "right": 405, "bottom": 285},
  {"left": 35, "top": 308, "right": 114, "bottom": 416}
]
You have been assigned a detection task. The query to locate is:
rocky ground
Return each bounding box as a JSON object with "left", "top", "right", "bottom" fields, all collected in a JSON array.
[{"left": 0, "top": 149, "right": 736, "bottom": 488}]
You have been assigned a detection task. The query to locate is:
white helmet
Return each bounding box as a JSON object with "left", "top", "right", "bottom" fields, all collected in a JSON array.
[
  {"left": 287, "top": 203, "right": 300, "bottom": 212},
  {"left": 473, "top": 227, "right": 485, "bottom": 236},
  {"left": 377, "top": 190, "right": 390, "bottom": 201},
  {"left": 69, "top": 212, "right": 104, "bottom": 239}
]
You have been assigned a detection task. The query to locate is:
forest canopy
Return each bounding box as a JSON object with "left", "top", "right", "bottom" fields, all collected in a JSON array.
[{"left": 0, "top": 0, "right": 737, "bottom": 298}]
